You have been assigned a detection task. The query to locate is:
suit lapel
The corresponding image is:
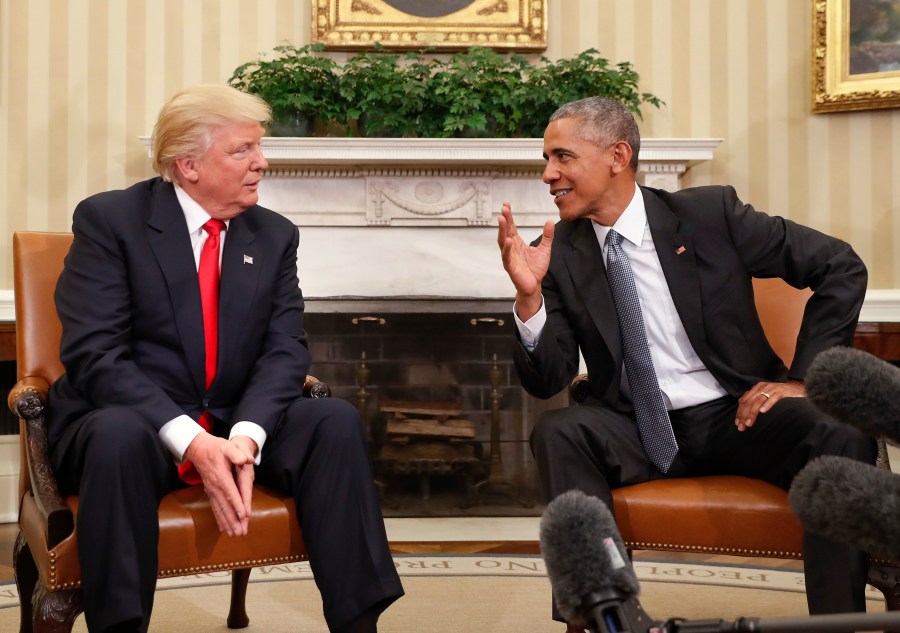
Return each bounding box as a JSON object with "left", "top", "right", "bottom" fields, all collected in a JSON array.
[
  {"left": 643, "top": 188, "right": 711, "bottom": 359},
  {"left": 147, "top": 183, "right": 206, "bottom": 394},
  {"left": 216, "top": 213, "right": 260, "bottom": 378},
  {"left": 564, "top": 220, "right": 623, "bottom": 367}
]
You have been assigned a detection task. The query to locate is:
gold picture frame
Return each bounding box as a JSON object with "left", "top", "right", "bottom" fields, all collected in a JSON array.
[
  {"left": 311, "top": 0, "right": 547, "bottom": 51},
  {"left": 812, "top": 0, "right": 900, "bottom": 113}
]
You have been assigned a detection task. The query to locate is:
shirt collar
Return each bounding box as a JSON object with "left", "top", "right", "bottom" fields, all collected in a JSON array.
[
  {"left": 592, "top": 183, "right": 645, "bottom": 248},
  {"left": 173, "top": 184, "right": 230, "bottom": 234}
]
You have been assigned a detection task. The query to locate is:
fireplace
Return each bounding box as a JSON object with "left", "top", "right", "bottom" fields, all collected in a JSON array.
[
  {"left": 302, "top": 308, "right": 559, "bottom": 514},
  {"left": 138, "top": 136, "right": 721, "bottom": 514}
]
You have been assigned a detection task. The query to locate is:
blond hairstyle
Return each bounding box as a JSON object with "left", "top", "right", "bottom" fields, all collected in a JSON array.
[{"left": 151, "top": 84, "right": 272, "bottom": 182}]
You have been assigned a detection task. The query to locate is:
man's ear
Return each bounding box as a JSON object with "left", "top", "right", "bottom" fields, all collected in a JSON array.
[
  {"left": 175, "top": 156, "right": 200, "bottom": 184},
  {"left": 610, "top": 141, "right": 634, "bottom": 174}
]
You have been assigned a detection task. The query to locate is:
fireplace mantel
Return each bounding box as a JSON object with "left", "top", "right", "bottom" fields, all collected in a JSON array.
[
  {"left": 256, "top": 136, "right": 722, "bottom": 169},
  {"left": 138, "top": 136, "right": 721, "bottom": 299}
]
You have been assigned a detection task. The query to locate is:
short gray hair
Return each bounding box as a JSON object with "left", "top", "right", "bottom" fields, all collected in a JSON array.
[{"left": 550, "top": 97, "right": 640, "bottom": 171}]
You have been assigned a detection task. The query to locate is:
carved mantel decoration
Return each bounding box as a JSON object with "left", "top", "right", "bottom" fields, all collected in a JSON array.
[
  {"left": 311, "top": 0, "right": 548, "bottom": 51},
  {"left": 249, "top": 137, "right": 722, "bottom": 228},
  {"left": 138, "top": 136, "right": 720, "bottom": 300}
]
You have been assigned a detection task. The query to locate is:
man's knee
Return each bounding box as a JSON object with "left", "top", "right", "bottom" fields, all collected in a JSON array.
[
  {"left": 819, "top": 419, "right": 878, "bottom": 464},
  {"left": 80, "top": 408, "right": 160, "bottom": 460},
  {"left": 284, "top": 396, "right": 365, "bottom": 447},
  {"left": 530, "top": 408, "right": 584, "bottom": 454}
]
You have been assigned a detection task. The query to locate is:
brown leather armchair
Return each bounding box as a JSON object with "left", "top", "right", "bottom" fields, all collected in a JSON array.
[
  {"left": 9, "top": 231, "right": 330, "bottom": 632},
  {"left": 569, "top": 277, "right": 900, "bottom": 609}
]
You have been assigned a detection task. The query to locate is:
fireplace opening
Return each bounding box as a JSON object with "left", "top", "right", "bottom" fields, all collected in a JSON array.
[{"left": 303, "top": 309, "right": 568, "bottom": 516}]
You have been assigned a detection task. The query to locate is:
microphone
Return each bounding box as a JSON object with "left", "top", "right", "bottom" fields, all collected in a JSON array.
[
  {"left": 788, "top": 454, "right": 900, "bottom": 561},
  {"left": 539, "top": 490, "right": 900, "bottom": 632},
  {"left": 540, "top": 489, "right": 656, "bottom": 633},
  {"left": 805, "top": 346, "right": 900, "bottom": 444}
]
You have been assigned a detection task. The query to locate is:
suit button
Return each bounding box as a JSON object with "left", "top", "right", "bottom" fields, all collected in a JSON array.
[{"left": 203, "top": 399, "right": 210, "bottom": 408}]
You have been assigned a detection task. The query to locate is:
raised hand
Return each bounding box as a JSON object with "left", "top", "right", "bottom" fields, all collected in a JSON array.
[{"left": 497, "top": 201, "right": 554, "bottom": 320}]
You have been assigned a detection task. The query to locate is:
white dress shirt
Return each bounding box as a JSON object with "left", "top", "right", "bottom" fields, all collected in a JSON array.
[
  {"left": 157, "top": 185, "right": 266, "bottom": 463},
  {"left": 515, "top": 183, "right": 728, "bottom": 410}
]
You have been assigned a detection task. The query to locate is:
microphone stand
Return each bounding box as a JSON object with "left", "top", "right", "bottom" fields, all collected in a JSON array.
[{"left": 656, "top": 610, "right": 900, "bottom": 632}]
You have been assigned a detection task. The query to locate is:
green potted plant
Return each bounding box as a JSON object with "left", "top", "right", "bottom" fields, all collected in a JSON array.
[
  {"left": 431, "top": 47, "right": 531, "bottom": 138},
  {"left": 228, "top": 45, "right": 663, "bottom": 138},
  {"left": 522, "top": 49, "right": 664, "bottom": 137},
  {"left": 228, "top": 43, "right": 342, "bottom": 136}
]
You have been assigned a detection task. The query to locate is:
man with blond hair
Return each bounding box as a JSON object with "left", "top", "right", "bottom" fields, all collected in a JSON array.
[{"left": 49, "top": 84, "right": 403, "bottom": 633}]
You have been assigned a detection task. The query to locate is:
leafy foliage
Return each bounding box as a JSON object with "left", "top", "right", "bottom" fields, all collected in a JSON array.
[
  {"left": 522, "top": 49, "right": 664, "bottom": 138},
  {"left": 338, "top": 48, "right": 434, "bottom": 138},
  {"left": 228, "top": 44, "right": 341, "bottom": 134},
  {"left": 228, "top": 45, "right": 663, "bottom": 138}
]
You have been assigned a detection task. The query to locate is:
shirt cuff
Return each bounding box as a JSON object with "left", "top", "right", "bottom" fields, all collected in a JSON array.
[
  {"left": 159, "top": 414, "right": 205, "bottom": 463},
  {"left": 514, "top": 296, "right": 547, "bottom": 352},
  {"left": 230, "top": 421, "right": 267, "bottom": 465}
]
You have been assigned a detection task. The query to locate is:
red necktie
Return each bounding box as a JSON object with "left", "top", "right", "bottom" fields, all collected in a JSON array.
[{"left": 179, "top": 219, "right": 225, "bottom": 484}]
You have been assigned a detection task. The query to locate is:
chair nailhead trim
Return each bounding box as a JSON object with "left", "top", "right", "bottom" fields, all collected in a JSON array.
[
  {"left": 626, "top": 541, "right": 802, "bottom": 559},
  {"left": 158, "top": 554, "right": 308, "bottom": 578},
  {"left": 43, "top": 554, "right": 309, "bottom": 591}
]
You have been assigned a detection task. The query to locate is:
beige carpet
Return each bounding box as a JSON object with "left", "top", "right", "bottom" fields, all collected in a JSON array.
[{"left": 0, "top": 556, "right": 887, "bottom": 632}]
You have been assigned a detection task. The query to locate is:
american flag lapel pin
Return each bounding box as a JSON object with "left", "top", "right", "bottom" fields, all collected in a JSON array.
[
  {"left": 243, "top": 254, "right": 254, "bottom": 265},
  {"left": 675, "top": 246, "right": 686, "bottom": 255}
]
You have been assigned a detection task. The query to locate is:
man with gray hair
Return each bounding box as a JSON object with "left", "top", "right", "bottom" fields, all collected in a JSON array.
[
  {"left": 498, "top": 96, "right": 875, "bottom": 630},
  {"left": 49, "top": 84, "right": 402, "bottom": 633}
]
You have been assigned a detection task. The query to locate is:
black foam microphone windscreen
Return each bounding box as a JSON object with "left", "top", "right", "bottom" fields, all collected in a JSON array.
[
  {"left": 540, "top": 489, "right": 641, "bottom": 629},
  {"left": 789, "top": 455, "right": 900, "bottom": 560},
  {"left": 806, "top": 346, "right": 900, "bottom": 444}
]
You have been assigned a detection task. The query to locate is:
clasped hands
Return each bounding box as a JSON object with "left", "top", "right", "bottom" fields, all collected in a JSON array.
[{"left": 183, "top": 433, "right": 258, "bottom": 537}]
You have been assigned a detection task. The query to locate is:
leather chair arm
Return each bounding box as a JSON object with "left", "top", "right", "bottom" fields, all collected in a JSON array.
[
  {"left": 9, "top": 376, "right": 75, "bottom": 549},
  {"left": 10, "top": 373, "right": 328, "bottom": 552},
  {"left": 303, "top": 375, "right": 331, "bottom": 399},
  {"left": 569, "top": 373, "right": 590, "bottom": 404}
]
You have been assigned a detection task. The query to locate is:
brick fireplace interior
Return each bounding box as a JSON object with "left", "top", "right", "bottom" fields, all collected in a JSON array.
[{"left": 304, "top": 308, "right": 567, "bottom": 517}]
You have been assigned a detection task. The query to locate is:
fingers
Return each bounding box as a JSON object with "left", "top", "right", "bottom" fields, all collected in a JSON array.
[
  {"left": 497, "top": 201, "right": 518, "bottom": 250},
  {"left": 235, "top": 463, "right": 255, "bottom": 533},
  {"left": 222, "top": 440, "right": 255, "bottom": 466},
  {"left": 205, "top": 476, "right": 247, "bottom": 537},
  {"left": 540, "top": 219, "right": 555, "bottom": 249},
  {"left": 192, "top": 437, "right": 253, "bottom": 537},
  {"left": 735, "top": 381, "right": 806, "bottom": 431}
]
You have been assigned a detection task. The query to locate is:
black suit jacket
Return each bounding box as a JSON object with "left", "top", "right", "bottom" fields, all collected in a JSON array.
[
  {"left": 514, "top": 185, "right": 867, "bottom": 407},
  {"left": 48, "top": 177, "right": 311, "bottom": 454}
]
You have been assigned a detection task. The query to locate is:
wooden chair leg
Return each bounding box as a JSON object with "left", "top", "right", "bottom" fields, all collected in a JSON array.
[
  {"left": 227, "top": 568, "right": 252, "bottom": 629},
  {"left": 31, "top": 584, "right": 82, "bottom": 633},
  {"left": 869, "top": 563, "right": 900, "bottom": 611},
  {"left": 14, "top": 531, "right": 37, "bottom": 633}
]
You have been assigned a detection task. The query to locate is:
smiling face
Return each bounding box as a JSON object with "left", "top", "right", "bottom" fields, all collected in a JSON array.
[
  {"left": 175, "top": 121, "right": 269, "bottom": 220},
  {"left": 542, "top": 116, "right": 636, "bottom": 226}
]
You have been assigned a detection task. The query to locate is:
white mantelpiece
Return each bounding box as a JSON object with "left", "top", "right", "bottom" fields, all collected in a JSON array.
[
  {"left": 224, "top": 136, "right": 720, "bottom": 300},
  {"left": 259, "top": 137, "right": 721, "bottom": 228}
]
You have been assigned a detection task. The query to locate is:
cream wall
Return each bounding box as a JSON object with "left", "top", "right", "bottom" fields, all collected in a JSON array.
[{"left": 2, "top": 0, "right": 899, "bottom": 290}]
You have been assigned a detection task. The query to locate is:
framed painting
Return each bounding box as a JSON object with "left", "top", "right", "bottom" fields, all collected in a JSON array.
[
  {"left": 311, "top": 0, "right": 548, "bottom": 51},
  {"left": 812, "top": 0, "right": 900, "bottom": 113}
]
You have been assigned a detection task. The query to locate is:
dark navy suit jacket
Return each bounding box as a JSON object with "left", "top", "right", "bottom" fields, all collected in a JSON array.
[
  {"left": 48, "top": 177, "right": 311, "bottom": 455},
  {"left": 514, "top": 185, "right": 867, "bottom": 407}
]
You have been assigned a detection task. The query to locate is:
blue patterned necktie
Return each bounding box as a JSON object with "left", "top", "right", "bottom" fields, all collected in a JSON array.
[{"left": 605, "top": 229, "right": 678, "bottom": 473}]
